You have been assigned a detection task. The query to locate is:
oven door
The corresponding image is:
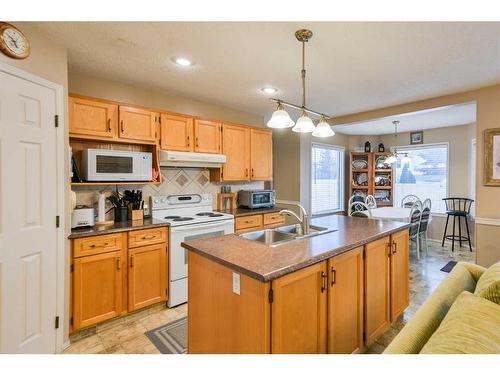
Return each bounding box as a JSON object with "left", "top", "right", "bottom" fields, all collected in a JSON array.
[{"left": 170, "top": 220, "right": 234, "bottom": 282}]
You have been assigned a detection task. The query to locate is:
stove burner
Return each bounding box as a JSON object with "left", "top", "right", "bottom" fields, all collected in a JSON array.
[
  {"left": 164, "top": 215, "right": 181, "bottom": 219},
  {"left": 173, "top": 217, "right": 194, "bottom": 222},
  {"left": 196, "top": 212, "right": 224, "bottom": 218}
]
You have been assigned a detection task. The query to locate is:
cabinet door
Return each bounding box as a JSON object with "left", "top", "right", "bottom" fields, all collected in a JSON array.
[
  {"left": 194, "top": 119, "right": 221, "bottom": 154},
  {"left": 364, "top": 236, "right": 391, "bottom": 347},
  {"left": 222, "top": 123, "right": 250, "bottom": 181},
  {"left": 250, "top": 128, "right": 273, "bottom": 181},
  {"left": 271, "top": 261, "right": 327, "bottom": 354},
  {"left": 69, "top": 96, "right": 117, "bottom": 138},
  {"left": 119, "top": 106, "right": 156, "bottom": 143},
  {"left": 160, "top": 113, "right": 194, "bottom": 151},
  {"left": 73, "top": 251, "right": 122, "bottom": 329},
  {"left": 327, "top": 247, "right": 364, "bottom": 354},
  {"left": 390, "top": 230, "right": 409, "bottom": 321},
  {"left": 128, "top": 244, "right": 168, "bottom": 311}
]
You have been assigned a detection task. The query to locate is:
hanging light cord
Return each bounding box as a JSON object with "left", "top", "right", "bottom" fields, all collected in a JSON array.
[{"left": 301, "top": 40, "right": 306, "bottom": 109}]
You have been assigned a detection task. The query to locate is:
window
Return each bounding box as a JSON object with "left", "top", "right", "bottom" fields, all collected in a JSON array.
[
  {"left": 393, "top": 143, "right": 448, "bottom": 213},
  {"left": 311, "top": 143, "right": 344, "bottom": 215}
]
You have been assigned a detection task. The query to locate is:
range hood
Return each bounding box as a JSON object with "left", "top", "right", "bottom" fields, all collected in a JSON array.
[{"left": 159, "top": 150, "right": 226, "bottom": 168}]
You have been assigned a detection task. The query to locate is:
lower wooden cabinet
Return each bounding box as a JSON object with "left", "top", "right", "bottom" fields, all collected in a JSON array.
[
  {"left": 128, "top": 244, "right": 168, "bottom": 311},
  {"left": 390, "top": 230, "right": 410, "bottom": 320},
  {"left": 327, "top": 247, "right": 364, "bottom": 354},
  {"left": 271, "top": 261, "right": 327, "bottom": 354},
  {"left": 73, "top": 250, "right": 123, "bottom": 330}
]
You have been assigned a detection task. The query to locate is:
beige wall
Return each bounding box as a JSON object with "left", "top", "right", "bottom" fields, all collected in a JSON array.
[
  {"left": 272, "top": 129, "right": 301, "bottom": 201},
  {"left": 69, "top": 71, "right": 263, "bottom": 127},
  {"left": 334, "top": 86, "right": 500, "bottom": 267}
]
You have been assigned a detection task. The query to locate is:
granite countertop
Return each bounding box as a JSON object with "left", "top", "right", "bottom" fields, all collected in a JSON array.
[
  {"left": 216, "top": 206, "right": 286, "bottom": 217},
  {"left": 182, "top": 215, "right": 409, "bottom": 282},
  {"left": 69, "top": 218, "right": 169, "bottom": 239}
]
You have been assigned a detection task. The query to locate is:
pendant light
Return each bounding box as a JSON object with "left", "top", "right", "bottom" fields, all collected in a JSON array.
[
  {"left": 385, "top": 120, "right": 400, "bottom": 165},
  {"left": 267, "top": 29, "right": 334, "bottom": 138}
]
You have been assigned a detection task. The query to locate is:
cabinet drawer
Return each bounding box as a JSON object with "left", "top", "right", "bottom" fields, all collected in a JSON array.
[
  {"left": 235, "top": 215, "right": 263, "bottom": 231},
  {"left": 263, "top": 212, "right": 285, "bottom": 226},
  {"left": 74, "top": 233, "right": 122, "bottom": 258},
  {"left": 128, "top": 227, "right": 167, "bottom": 248}
]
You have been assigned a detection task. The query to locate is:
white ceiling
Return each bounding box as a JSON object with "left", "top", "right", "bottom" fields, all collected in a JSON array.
[
  {"left": 332, "top": 101, "right": 476, "bottom": 135},
  {"left": 32, "top": 22, "right": 500, "bottom": 118}
]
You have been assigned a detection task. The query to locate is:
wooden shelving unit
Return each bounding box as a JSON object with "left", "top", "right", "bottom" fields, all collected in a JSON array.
[{"left": 349, "top": 152, "right": 394, "bottom": 206}]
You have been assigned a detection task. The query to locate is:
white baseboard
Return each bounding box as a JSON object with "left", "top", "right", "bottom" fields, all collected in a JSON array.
[{"left": 475, "top": 217, "right": 500, "bottom": 226}]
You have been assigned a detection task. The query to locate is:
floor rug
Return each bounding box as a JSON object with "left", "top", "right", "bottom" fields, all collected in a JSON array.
[
  {"left": 440, "top": 260, "right": 458, "bottom": 273},
  {"left": 145, "top": 316, "right": 187, "bottom": 354}
]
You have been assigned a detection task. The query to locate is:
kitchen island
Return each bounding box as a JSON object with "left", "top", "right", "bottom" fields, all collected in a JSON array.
[{"left": 182, "top": 215, "right": 410, "bottom": 354}]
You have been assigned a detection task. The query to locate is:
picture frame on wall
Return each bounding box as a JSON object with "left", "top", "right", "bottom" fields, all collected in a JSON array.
[
  {"left": 410, "top": 131, "right": 423, "bottom": 144},
  {"left": 484, "top": 128, "right": 500, "bottom": 186}
]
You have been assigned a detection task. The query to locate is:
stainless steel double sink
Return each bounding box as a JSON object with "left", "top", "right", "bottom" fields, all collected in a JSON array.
[{"left": 239, "top": 223, "right": 337, "bottom": 247}]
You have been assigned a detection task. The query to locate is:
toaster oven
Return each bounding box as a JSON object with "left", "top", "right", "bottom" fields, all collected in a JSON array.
[{"left": 238, "top": 190, "right": 276, "bottom": 209}]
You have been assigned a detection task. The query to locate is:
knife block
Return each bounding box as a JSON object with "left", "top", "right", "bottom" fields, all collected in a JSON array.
[
  {"left": 217, "top": 193, "right": 237, "bottom": 211},
  {"left": 128, "top": 208, "right": 144, "bottom": 221}
]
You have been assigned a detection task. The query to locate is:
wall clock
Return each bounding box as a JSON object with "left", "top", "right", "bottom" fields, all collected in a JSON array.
[{"left": 0, "top": 22, "right": 30, "bottom": 59}]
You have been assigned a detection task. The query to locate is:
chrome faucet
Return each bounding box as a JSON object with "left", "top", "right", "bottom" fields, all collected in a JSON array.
[{"left": 279, "top": 203, "right": 309, "bottom": 235}]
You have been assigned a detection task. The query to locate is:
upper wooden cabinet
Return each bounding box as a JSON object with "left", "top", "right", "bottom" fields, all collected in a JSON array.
[
  {"left": 271, "top": 261, "right": 327, "bottom": 354},
  {"left": 194, "top": 119, "right": 221, "bottom": 154},
  {"left": 119, "top": 106, "right": 157, "bottom": 143},
  {"left": 250, "top": 128, "right": 273, "bottom": 181},
  {"left": 327, "top": 247, "right": 364, "bottom": 354},
  {"left": 160, "top": 113, "right": 194, "bottom": 152},
  {"left": 220, "top": 123, "right": 251, "bottom": 181},
  {"left": 364, "top": 236, "right": 391, "bottom": 347},
  {"left": 69, "top": 96, "right": 118, "bottom": 138}
]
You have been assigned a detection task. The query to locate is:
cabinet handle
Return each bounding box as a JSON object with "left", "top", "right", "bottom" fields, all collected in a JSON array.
[
  {"left": 195, "top": 137, "right": 199, "bottom": 148},
  {"left": 331, "top": 267, "right": 336, "bottom": 286},
  {"left": 141, "top": 235, "right": 156, "bottom": 240},
  {"left": 89, "top": 242, "right": 108, "bottom": 248},
  {"left": 392, "top": 241, "right": 397, "bottom": 254},
  {"left": 116, "top": 258, "right": 121, "bottom": 270},
  {"left": 107, "top": 118, "right": 111, "bottom": 132},
  {"left": 130, "top": 255, "right": 134, "bottom": 268},
  {"left": 321, "top": 271, "right": 327, "bottom": 293},
  {"left": 251, "top": 168, "right": 254, "bottom": 178},
  {"left": 120, "top": 120, "right": 124, "bottom": 133},
  {"left": 187, "top": 135, "right": 190, "bottom": 147},
  {"left": 245, "top": 168, "right": 248, "bottom": 177}
]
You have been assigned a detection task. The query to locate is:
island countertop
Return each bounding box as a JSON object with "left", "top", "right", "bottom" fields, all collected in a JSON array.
[{"left": 181, "top": 215, "right": 409, "bottom": 282}]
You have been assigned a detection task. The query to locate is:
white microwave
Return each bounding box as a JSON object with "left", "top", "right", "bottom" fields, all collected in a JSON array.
[{"left": 81, "top": 149, "right": 152, "bottom": 181}]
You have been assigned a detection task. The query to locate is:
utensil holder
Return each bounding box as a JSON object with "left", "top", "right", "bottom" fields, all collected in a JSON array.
[
  {"left": 114, "top": 207, "right": 128, "bottom": 222},
  {"left": 128, "top": 208, "right": 144, "bottom": 221}
]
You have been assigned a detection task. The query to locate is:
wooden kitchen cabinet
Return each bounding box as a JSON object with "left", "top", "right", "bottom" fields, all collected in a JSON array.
[
  {"left": 390, "top": 230, "right": 410, "bottom": 321},
  {"left": 364, "top": 236, "right": 391, "bottom": 347},
  {"left": 327, "top": 247, "right": 364, "bottom": 354},
  {"left": 271, "top": 261, "right": 328, "bottom": 354},
  {"left": 194, "top": 119, "right": 221, "bottom": 154},
  {"left": 220, "top": 123, "right": 251, "bottom": 181},
  {"left": 160, "top": 113, "right": 194, "bottom": 151},
  {"left": 119, "top": 106, "right": 157, "bottom": 143},
  {"left": 128, "top": 243, "right": 168, "bottom": 311},
  {"left": 69, "top": 96, "right": 118, "bottom": 139},
  {"left": 250, "top": 128, "right": 273, "bottom": 181},
  {"left": 73, "top": 250, "right": 123, "bottom": 330}
]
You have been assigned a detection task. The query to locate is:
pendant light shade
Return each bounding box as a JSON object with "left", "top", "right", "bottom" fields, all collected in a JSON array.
[
  {"left": 292, "top": 111, "right": 315, "bottom": 133},
  {"left": 385, "top": 154, "right": 397, "bottom": 165},
  {"left": 266, "top": 102, "right": 295, "bottom": 129},
  {"left": 312, "top": 117, "right": 335, "bottom": 138}
]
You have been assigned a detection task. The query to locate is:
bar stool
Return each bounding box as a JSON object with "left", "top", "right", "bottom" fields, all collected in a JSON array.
[{"left": 441, "top": 198, "right": 474, "bottom": 252}]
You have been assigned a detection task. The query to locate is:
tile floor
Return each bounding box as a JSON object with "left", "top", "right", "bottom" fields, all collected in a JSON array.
[{"left": 64, "top": 239, "right": 474, "bottom": 354}]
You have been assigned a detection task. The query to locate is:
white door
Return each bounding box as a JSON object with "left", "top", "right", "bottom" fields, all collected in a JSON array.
[{"left": 0, "top": 69, "right": 59, "bottom": 353}]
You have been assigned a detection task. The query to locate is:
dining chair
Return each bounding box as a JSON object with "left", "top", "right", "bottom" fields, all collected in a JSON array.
[
  {"left": 418, "top": 206, "right": 431, "bottom": 255},
  {"left": 409, "top": 205, "right": 422, "bottom": 259},
  {"left": 348, "top": 202, "right": 372, "bottom": 218},
  {"left": 365, "top": 195, "right": 377, "bottom": 209},
  {"left": 401, "top": 194, "right": 420, "bottom": 208},
  {"left": 348, "top": 195, "right": 366, "bottom": 215},
  {"left": 422, "top": 198, "right": 432, "bottom": 211}
]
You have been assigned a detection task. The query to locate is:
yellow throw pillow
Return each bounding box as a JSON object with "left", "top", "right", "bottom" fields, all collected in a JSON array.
[
  {"left": 474, "top": 261, "right": 500, "bottom": 304},
  {"left": 420, "top": 291, "right": 500, "bottom": 354}
]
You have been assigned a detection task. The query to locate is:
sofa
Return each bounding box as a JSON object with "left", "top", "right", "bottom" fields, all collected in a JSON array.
[{"left": 384, "top": 261, "right": 500, "bottom": 354}]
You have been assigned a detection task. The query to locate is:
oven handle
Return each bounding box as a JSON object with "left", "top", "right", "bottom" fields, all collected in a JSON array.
[{"left": 170, "top": 220, "right": 234, "bottom": 233}]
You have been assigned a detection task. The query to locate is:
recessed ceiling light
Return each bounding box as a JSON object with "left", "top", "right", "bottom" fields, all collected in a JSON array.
[
  {"left": 261, "top": 87, "right": 278, "bottom": 95},
  {"left": 173, "top": 57, "right": 193, "bottom": 67}
]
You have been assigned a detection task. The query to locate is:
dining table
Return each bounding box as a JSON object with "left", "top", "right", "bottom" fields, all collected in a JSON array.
[{"left": 370, "top": 206, "right": 432, "bottom": 223}]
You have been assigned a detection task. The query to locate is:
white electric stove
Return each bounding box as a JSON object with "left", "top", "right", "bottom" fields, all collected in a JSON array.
[{"left": 151, "top": 193, "right": 234, "bottom": 307}]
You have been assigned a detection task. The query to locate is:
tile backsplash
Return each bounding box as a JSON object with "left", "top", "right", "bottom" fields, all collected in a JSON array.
[{"left": 73, "top": 167, "right": 265, "bottom": 219}]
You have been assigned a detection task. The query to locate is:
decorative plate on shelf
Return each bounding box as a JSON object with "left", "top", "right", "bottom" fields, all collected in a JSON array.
[
  {"left": 352, "top": 160, "right": 368, "bottom": 169},
  {"left": 375, "top": 156, "right": 391, "bottom": 169},
  {"left": 355, "top": 173, "right": 368, "bottom": 185},
  {"left": 353, "top": 190, "right": 367, "bottom": 198}
]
